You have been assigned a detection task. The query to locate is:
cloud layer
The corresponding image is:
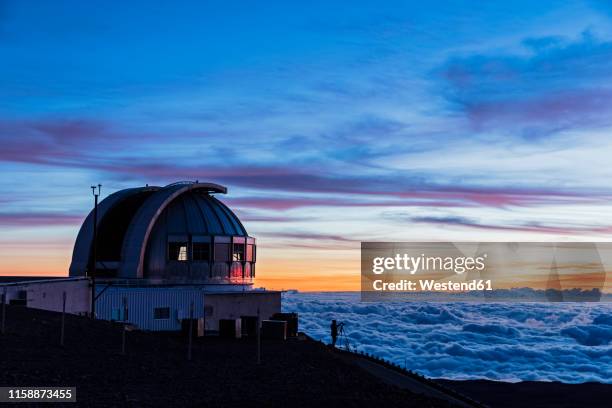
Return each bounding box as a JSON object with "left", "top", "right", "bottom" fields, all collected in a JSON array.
[{"left": 283, "top": 292, "right": 612, "bottom": 383}]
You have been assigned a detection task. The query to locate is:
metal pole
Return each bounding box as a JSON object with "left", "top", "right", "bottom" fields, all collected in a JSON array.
[
  {"left": 187, "top": 301, "right": 194, "bottom": 361},
  {"left": 91, "top": 280, "right": 96, "bottom": 319},
  {"left": 121, "top": 297, "right": 127, "bottom": 355},
  {"left": 1, "top": 287, "right": 6, "bottom": 335},
  {"left": 91, "top": 192, "right": 98, "bottom": 319},
  {"left": 256, "top": 307, "right": 261, "bottom": 365},
  {"left": 60, "top": 291, "right": 66, "bottom": 346},
  {"left": 93, "top": 193, "right": 97, "bottom": 276},
  {"left": 90, "top": 184, "right": 101, "bottom": 319}
]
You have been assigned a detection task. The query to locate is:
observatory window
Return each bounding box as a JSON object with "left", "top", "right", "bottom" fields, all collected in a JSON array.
[
  {"left": 247, "top": 244, "right": 254, "bottom": 262},
  {"left": 153, "top": 307, "right": 170, "bottom": 320},
  {"left": 168, "top": 241, "right": 188, "bottom": 261},
  {"left": 214, "top": 243, "right": 230, "bottom": 262},
  {"left": 233, "top": 243, "right": 245, "bottom": 261},
  {"left": 193, "top": 242, "right": 210, "bottom": 261}
]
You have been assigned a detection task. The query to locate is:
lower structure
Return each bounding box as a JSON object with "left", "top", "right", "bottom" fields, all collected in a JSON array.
[
  {"left": 0, "top": 277, "right": 281, "bottom": 332},
  {"left": 95, "top": 282, "right": 280, "bottom": 331}
]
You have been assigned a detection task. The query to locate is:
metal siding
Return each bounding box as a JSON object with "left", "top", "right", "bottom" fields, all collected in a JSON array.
[
  {"left": 96, "top": 286, "right": 206, "bottom": 331},
  {"left": 194, "top": 194, "right": 224, "bottom": 234},
  {"left": 212, "top": 197, "right": 247, "bottom": 236},
  {"left": 181, "top": 194, "right": 207, "bottom": 235},
  {"left": 191, "top": 262, "right": 211, "bottom": 280},
  {"left": 212, "top": 263, "right": 229, "bottom": 279},
  {"left": 209, "top": 197, "right": 237, "bottom": 235},
  {"left": 165, "top": 199, "right": 188, "bottom": 234},
  {"left": 145, "top": 209, "right": 168, "bottom": 278}
]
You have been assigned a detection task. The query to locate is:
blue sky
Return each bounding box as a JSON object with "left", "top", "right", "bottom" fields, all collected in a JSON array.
[{"left": 2, "top": 1, "right": 612, "bottom": 289}]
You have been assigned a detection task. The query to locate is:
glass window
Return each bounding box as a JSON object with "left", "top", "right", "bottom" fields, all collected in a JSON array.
[
  {"left": 193, "top": 242, "right": 210, "bottom": 261},
  {"left": 168, "top": 242, "right": 188, "bottom": 261},
  {"left": 231, "top": 262, "right": 243, "bottom": 277},
  {"left": 246, "top": 244, "right": 254, "bottom": 262},
  {"left": 214, "top": 243, "right": 230, "bottom": 262},
  {"left": 154, "top": 307, "right": 170, "bottom": 320},
  {"left": 233, "top": 243, "right": 245, "bottom": 261}
]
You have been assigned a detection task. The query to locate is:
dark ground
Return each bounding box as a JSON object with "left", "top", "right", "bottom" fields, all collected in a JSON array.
[
  {"left": 1, "top": 305, "right": 609, "bottom": 407},
  {"left": 0, "top": 305, "right": 456, "bottom": 407},
  {"left": 437, "top": 379, "right": 612, "bottom": 408}
]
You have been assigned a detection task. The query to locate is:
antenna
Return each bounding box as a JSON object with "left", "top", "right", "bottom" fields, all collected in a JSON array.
[{"left": 90, "top": 183, "right": 102, "bottom": 319}]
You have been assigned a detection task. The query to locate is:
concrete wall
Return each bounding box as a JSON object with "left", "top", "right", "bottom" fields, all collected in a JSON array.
[
  {"left": 0, "top": 278, "right": 91, "bottom": 316},
  {"left": 203, "top": 291, "right": 281, "bottom": 331}
]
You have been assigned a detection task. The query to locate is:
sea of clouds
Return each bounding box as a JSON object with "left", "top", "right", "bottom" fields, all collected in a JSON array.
[{"left": 282, "top": 292, "right": 612, "bottom": 383}]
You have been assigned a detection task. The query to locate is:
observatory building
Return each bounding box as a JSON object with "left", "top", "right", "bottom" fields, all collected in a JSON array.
[
  {"left": 0, "top": 182, "right": 280, "bottom": 332},
  {"left": 69, "top": 181, "right": 256, "bottom": 284}
]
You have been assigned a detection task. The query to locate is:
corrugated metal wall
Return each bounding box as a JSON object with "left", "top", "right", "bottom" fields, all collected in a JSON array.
[{"left": 96, "top": 286, "right": 206, "bottom": 331}]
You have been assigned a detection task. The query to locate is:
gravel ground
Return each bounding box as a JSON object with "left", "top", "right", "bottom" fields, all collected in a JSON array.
[{"left": 0, "top": 305, "right": 455, "bottom": 407}]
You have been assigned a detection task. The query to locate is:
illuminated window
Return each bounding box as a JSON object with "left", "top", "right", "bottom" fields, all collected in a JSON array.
[
  {"left": 233, "top": 243, "right": 245, "bottom": 261},
  {"left": 168, "top": 242, "right": 188, "bottom": 261},
  {"left": 193, "top": 242, "right": 210, "bottom": 261}
]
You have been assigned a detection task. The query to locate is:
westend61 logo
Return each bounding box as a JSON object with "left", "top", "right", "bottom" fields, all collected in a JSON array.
[{"left": 361, "top": 242, "right": 611, "bottom": 302}]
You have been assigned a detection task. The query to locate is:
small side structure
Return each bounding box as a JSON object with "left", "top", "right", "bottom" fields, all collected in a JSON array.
[{"left": 0, "top": 277, "right": 90, "bottom": 315}]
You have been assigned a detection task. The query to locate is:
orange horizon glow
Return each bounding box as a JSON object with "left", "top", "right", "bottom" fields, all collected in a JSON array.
[
  {"left": 2, "top": 255, "right": 611, "bottom": 293},
  {"left": 1, "top": 233, "right": 611, "bottom": 292}
]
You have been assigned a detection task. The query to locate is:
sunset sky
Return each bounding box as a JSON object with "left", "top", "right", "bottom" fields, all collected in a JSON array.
[{"left": 2, "top": 1, "right": 612, "bottom": 290}]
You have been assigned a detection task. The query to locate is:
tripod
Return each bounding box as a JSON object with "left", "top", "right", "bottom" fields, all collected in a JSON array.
[{"left": 337, "top": 323, "right": 351, "bottom": 352}]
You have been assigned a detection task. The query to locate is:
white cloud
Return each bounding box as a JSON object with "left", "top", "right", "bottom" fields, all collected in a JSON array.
[{"left": 283, "top": 292, "right": 612, "bottom": 383}]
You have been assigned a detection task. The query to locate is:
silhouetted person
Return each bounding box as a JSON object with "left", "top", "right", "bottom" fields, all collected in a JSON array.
[{"left": 331, "top": 319, "right": 338, "bottom": 347}]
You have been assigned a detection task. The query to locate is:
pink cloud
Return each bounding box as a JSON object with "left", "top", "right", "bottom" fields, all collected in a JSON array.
[
  {"left": 410, "top": 216, "right": 612, "bottom": 236},
  {"left": 0, "top": 212, "right": 83, "bottom": 227},
  {"left": 467, "top": 89, "right": 612, "bottom": 131}
]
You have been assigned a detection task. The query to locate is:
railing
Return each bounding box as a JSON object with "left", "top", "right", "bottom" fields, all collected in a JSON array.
[{"left": 305, "top": 333, "right": 489, "bottom": 408}]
